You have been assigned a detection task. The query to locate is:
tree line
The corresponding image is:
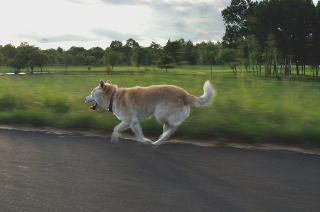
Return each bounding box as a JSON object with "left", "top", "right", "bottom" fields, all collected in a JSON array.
[
  {"left": 222, "top": 0, "right": 320, "bottom": 76},
  {"left": 0, "top": 39, "right": 224, "bottom": 73}
]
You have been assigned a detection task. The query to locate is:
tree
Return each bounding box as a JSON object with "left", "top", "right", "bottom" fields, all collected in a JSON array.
[
  {"left": 110, "top": 40, "right": 123, "bottom": 50},
  {"left": 196, "top": 41, "right": 219, "bottom": 65},
  {"left": 44, "top": 48, "right": 59, "bottom": 64},
  {"left": 57, "top": 47, "right": 64, "bottom": 53},
  {"left": 68, "top": 46, "right": 86, "bottom": 56},
  {"left": 145, "top": 41, "right": 162, "bottom": 66},
  {"left": 60, "top": 52, "right": 73, "bottom": 66},
  {"left": 0, "top": 52, "right": 4, "bottom": 66},
  {"left": 125, "top": 38, "right": 140, "bottom": 48},
  {"left": 163, "top": 39, "right": 181, "bottom": 63},
  {"left": 130, "top": 47, "right": 143, "bottom": 70},
  {"left": 1, "top": 44, "right": 16, "bottom": 59},
  {"left": 121, "top": 39, "right": 140, "bottom": 65},
  {"left": 87, "top": 47, "right": 104, "bottom": 65},
  {"left": 181, "top": 40, "right": 197, "bottom": 65},
  {"left": 103, "top": 48, "right": 119, "bottom": 70},
  {"left": 222, "top": 0, "right": 319, "bottom": 76},
  {"left": 29, "top": 50, "right": 48, "bottom": 73},
  {"left": 216, "top": 48, "right": 238, "bottom": 72},
  {"left": 311, "top": 1, "right": 320, "bottom": 75},
  {"left": 222, "top": 0, "right": 255, "bottom": 48},
  {"left": 157, "top": 54, "right": 175, "bottom": 72},
  {"left": 11, "top": 43, "right": 39, "bottom": 74}
]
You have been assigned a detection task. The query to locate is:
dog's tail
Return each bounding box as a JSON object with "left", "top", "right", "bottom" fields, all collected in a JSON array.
[{"left": 186, "top": 80, "right": 215, "bottom": 107}]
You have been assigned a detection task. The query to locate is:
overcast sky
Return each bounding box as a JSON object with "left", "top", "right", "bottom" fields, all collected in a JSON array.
[{"left": 0, "top": 0, "right": 318, "bottom": 49}]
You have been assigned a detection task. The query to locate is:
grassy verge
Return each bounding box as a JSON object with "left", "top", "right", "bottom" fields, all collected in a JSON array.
[
  {"left": 0, "top": 69, "right": 320, "bottom": 147},
  {"left": 1, "top": 65, "right": 317, "bottom": 77}
]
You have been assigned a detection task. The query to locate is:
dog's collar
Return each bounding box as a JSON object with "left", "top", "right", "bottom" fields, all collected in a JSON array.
[{"left": 108, "top": 91, "right": 116, "bottom": 112}]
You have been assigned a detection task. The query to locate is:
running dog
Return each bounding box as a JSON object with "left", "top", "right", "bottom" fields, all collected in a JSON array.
[{"left": 85, "top": 80, "right": 215, "bottom": 146}]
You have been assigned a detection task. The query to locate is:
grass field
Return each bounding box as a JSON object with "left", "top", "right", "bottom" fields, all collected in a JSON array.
[
  {"left": 1, "top": 64, "right": 317, "bottom": 77},
  {"left": 0, "top": 65, "right": 231, "bottom": 75},
  {"left": 0, "top": 66, "right": 320, "bottom": 146}
]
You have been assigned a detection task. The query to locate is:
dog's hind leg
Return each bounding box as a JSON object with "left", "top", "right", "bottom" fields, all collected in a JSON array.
[
  {"left": 111, "top": 121, "right": 130, "bottom": 142},
  {"left": 153, "top": 105, "right": 190, "bottom": 146},
  {"left": 152, "top": 124, "right": 177, "bottom": 146},
  {"left": 130, "top": 121, "right": 152, "bottom": 144}
]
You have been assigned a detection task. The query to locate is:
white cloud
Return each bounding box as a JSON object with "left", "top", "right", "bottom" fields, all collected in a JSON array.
[{"left": 0, "top": 0, "right": 228, "bottom": 49}]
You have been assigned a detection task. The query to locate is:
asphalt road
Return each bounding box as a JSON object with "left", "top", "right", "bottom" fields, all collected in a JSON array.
[{"left": 0, "top": 128, "right": 319, "bottom": 212}]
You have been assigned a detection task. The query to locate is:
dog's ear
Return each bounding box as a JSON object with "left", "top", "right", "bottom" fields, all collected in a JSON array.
[
  {"left": 99, "top": 80, "right": 106, "bottom": 89},
  {"left": 106, "top": 80, "right": 112, "bottom": 84}
]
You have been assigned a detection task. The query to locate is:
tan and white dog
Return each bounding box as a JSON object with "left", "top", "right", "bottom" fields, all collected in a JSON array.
[{"left": 85, "top": 80, "right": 215, "bottom": 146}]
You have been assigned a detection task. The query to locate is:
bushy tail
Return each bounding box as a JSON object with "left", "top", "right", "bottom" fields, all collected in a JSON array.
[{"left": 190, "top": 80, "right": 215, "bottom": 107}]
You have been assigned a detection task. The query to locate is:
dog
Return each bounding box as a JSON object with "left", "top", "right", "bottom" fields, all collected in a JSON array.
[{"left": 85, "top": 80, "right": 215, "bottom": 146}]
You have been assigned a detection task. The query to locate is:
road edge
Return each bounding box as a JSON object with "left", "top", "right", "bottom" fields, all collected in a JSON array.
[{"left": 1, "top": 124, "right": 319, "bottom": 156}]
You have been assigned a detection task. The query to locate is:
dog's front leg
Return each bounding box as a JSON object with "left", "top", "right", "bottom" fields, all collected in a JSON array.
[
  {"left": 111, "top": 121, "right": 130, "bottom": 142},
  {"left": 130, "top": 121, "right": 152, "bottom": 144}
]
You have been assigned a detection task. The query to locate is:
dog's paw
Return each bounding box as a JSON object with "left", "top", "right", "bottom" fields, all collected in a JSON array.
[
  {"left": 151, "top": 142, "right": 161, "bottom": 148},
  {"left": 110, "top": 135, "right": 120, "bottom": 143},
  {"left": 138, "top": 138, "right": 153, "bottom": 145},
  {"left": 143, "top": 138, "right": 153, "bottom": 143}
]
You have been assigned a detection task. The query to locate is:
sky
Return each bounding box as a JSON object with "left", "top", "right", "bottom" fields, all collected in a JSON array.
[{"left": 0, "top": 0, "right": 318, "bottom": 50}]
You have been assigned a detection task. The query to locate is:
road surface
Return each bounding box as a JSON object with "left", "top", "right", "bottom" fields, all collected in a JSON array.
[{"left": 0, "top": 128, "right": 319, "bottom": 212}]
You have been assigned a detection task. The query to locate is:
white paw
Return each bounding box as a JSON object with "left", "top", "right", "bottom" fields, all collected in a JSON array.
[
  {"left": 111, "top": 135, "right": 120, "bottom": 143},
  {"left": 151, "top": 142, "right": 161, "bottom": 148},
  {"left": 143, "top": 138, "right": 153, "bottom": 143},
  {"left": 138, "top": 138, "right": 153, "bottom": 144}
]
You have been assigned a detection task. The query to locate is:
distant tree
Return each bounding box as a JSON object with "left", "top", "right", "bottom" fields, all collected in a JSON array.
[
  {"left": 149, "top": 41, "right": 161, "bottom": 50},
  {"left": 122, "top": 39, "right": 140, "bottom": 65},
  {"left": 86, "top": 47, "right": 104, "bottom": 65},
  {"left": 37, "top": 52, "right": 49, "bottom": 72},
  {"left": 85, "top": 56, "right": 96, "bottom": 66},
  {"left": 44, "top": 49, "right": 59, "bottom": 64},
  {"left": 72, "top": 54, "right": 86, "bottom": 66},
  {"left": 222, "top": 0, "right": 255, "bottom": 48},
  {"left": 163, "top": 40, "right": 181, "bottom": 63},
  {"left": 104, "top": 48, "right": 119, "bottom": 70},
  {"left": 216, "top": 48, "right": 238, "bottom": 72},
  {"left": 59, "top": 52, "right": 73, "bottom": 66},
  {"left": 181, "top": 40, "right": 197, "bottom": 65},
  {"left": 88, "top": 47, "right": 104, "bottom": 58},
  {"left": 221, "top": 0, "right": 319, "bottom": 75},
  {"left": 110, "top": 41, "right": 123, "bottom": 50},
  {"left": 157, "top": 54, "right": 175, "bottom": 72},
  {"left": 68, "top": 46, "right": 86, "bottom": 56},
  {"left": 28, "top": 49, "right": 48, "bottom": 74},
  {"left": 125, "top": 38, "right": 140, "bottom": 48},
  {"left": 311, "top": 1, "right": 320, "bottom": 75},
  {"left": 145, "top": 41, "right": 162, "bottom": 66},
  {"left": 130, "top": 47, "right": 143, "bottom": 70},
  {"left": 29, "top": 50, "right": 48, "bottom": 73},
  {"left": 11, "top": 43, "right": 39, "bottom": 74},
  {"left": 1, "top": 44, "right": 16, "bottom": 59},
  {"left": 57, "top": 47, "right": 64, "bottom": 53},
  {"left": 0, "top": 52, "right": 4, "bottom": 66},
  {"left": 196, "top": 41, "right": 219, "bottom": 66}
]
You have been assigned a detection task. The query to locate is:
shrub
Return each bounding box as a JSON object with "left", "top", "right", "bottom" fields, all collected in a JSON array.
[
  {"left": 43, "top": 98, "right": 70, "bottom": 113},
  {"left": 0, "top": 95, "right": 16, "bottom": 110}
]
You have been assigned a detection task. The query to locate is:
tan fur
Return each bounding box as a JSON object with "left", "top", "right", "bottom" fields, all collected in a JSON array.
[
  {"left": 114, "top": 85, "right": 194, "bottom": 118},
  {"left": 85, "top": 80, "right": 215, "bottom": 146}
]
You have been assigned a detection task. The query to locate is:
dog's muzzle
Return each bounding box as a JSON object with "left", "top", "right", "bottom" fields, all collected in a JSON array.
[
  {"left": 90, "top": 103, "right": 98, "bottom": 110},
  {"left": 85, "top": 96, "right": 98, "bottom": 110}
]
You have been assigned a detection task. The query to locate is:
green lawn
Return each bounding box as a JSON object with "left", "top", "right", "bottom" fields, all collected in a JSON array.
[
  {"left": 0, "top": 69, "right": 320, "bottom": 146},
  {"left": 0, "top": 65, "right": 231, "bottom": 75}
]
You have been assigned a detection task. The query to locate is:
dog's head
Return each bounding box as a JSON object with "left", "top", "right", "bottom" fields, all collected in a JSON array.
[{"left": 85, "top": 80, "right": 113, "bottom": 111}]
